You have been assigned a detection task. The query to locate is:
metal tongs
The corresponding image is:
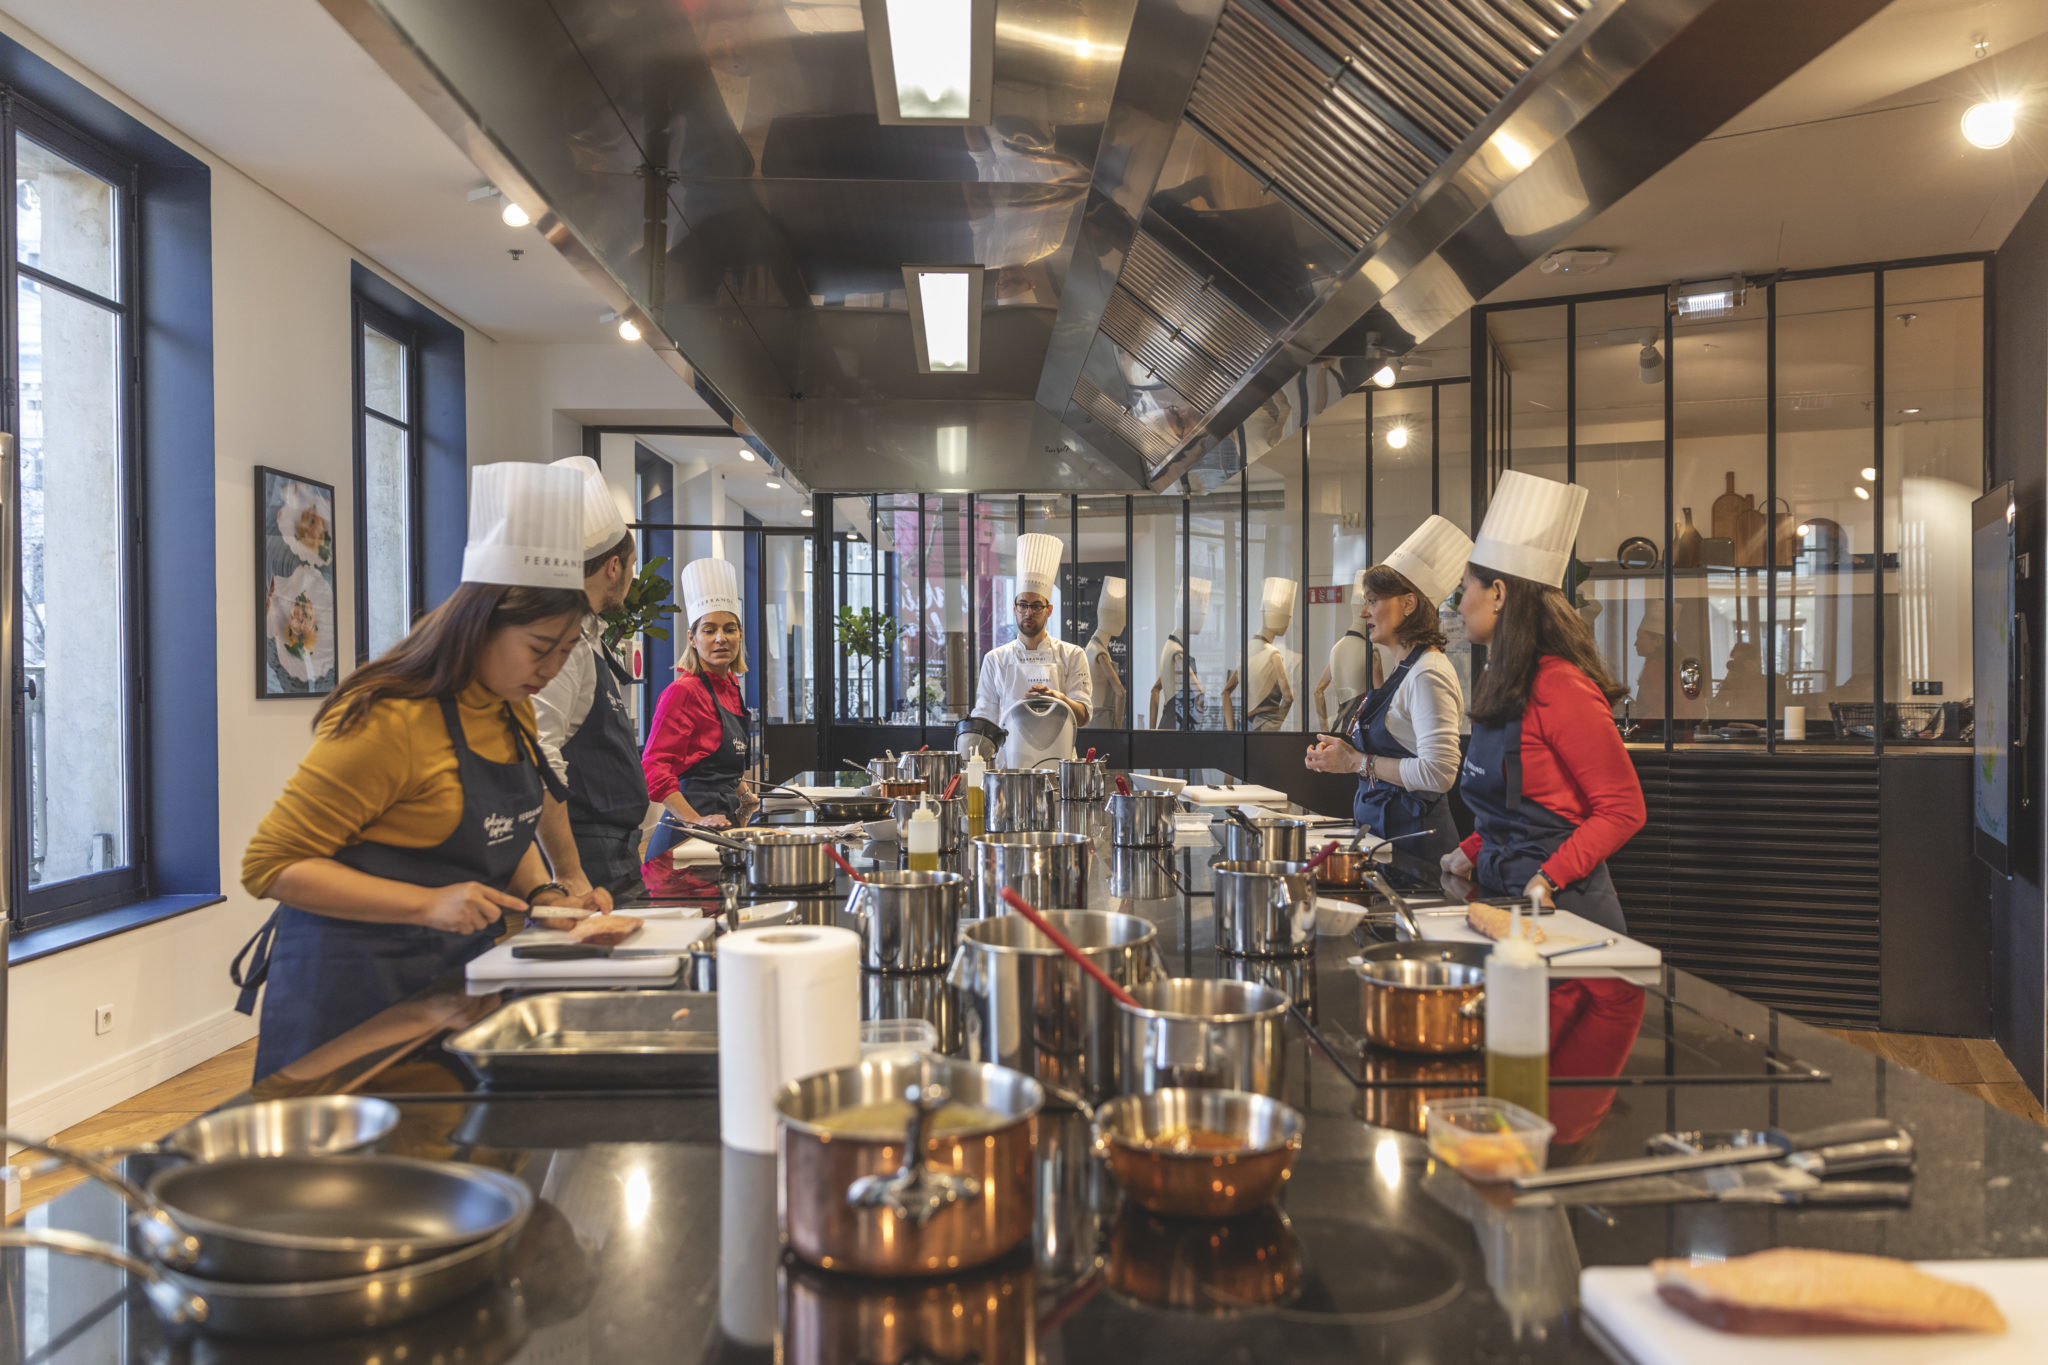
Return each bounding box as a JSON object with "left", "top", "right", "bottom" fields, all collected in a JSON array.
[{"left": 846, "top": 1083, "right": 984, "bottom": 1225}]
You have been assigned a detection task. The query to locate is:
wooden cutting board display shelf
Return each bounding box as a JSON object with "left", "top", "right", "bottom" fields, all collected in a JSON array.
[{"left": 1711, "top": 472, "right": 1797, "bottom": 568}]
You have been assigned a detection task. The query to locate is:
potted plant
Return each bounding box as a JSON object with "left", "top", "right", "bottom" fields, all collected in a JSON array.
[
  {"left": 834, "top": 605, "right": 903, "bottom": 719},
  {"left": 600, "top": 556, "right": 682, "bottom": 654}
]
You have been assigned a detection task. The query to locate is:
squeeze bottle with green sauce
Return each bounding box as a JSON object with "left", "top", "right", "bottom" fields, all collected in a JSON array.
[
  {"left": 906, "top": 797, "right": 942, "bottom": 873},
  {"left": 964, "top": 752, "right": 987, "bottom": 838},
  {"left": 1484, "top": 906, "right": 1549, "bottom": 1118}
]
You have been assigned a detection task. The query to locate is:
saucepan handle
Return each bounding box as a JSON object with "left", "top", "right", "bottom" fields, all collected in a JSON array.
[
  {"left": 0, "top": 1128, "right": 199, "bottom": 1269},
  {"left": 0, "top": 1230, "right": 206, "bottom": 1327}
]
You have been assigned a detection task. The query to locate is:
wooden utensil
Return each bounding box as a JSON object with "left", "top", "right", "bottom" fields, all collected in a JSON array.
[
  {"left": 999, "top": 888, "right": 1142, "bottom": 1009},
  {"left": 1734, "top": 502, "right": 1769, "bottom": 568},
  {"left": 1711, "top": 471, "right": 1750, "bottom": 545}
]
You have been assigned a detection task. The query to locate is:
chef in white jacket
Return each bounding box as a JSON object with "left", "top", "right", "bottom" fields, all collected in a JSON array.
[
  {"left": 1306, "top": 516, "right": 1471, "bottom": 861},
  {"left": 971, "top": 532, "right": 1091, "bottom": 766}
]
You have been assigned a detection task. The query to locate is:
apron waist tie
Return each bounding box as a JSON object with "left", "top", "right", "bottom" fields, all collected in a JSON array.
[{"left": 230, "top": 907, "right": 282, "bottom": 1016}]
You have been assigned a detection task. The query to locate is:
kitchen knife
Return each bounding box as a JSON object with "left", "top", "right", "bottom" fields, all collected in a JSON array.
[
  {"left": 1515, "top": 1162, "right": 1912, "bottom": 1209},
  {"left": 511, "top": 942, "right": 682, "bottom": 961},
  {"left": 1512, "top": 1118, "right": 1906, "bottom": 1191}
]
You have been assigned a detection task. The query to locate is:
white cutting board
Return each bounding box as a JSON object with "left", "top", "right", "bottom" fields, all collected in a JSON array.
[
  {"left": 465, "top": 916, "right": 714, "bottom": 983},
  {"left": 1414, "top": 907, "right": 1663, "bottom": 983},
  {"left": 1180, "top": 783, "right": 1289, "bottom": 806},
  {"left": 1581, "top": 1261, "right": 2048, "bottom": 1365}
]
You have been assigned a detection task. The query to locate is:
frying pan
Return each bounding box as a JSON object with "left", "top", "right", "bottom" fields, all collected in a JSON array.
[
  {"left": 0, "top": 1218, "right": 525, "bottom": 1339},
  {"left": 12, "top": 1096, "right": 399, "bottom": 1184},
  {"left": 3, "top": 1131, "right": 531, "bottom": 1282}
]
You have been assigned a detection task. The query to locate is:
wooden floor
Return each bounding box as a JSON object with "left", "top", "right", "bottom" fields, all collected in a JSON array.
[
  {"left": 1822, "top": 1029, "right": 2048, "bottom": 1126},
  {"left": 7, "top": 1039, "right": 256, "bottom": 1222},
  {"left": 7, "top": 1031, "right": 2044, "bottom": 1222}
]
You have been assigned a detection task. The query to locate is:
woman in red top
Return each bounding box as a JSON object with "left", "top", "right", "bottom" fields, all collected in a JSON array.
[
  {"left": 1446, "top": 472, "right": 1645, "bottom": 932},
  {"left": 643, "top": 558, "right": 757, "bottom": 861}
]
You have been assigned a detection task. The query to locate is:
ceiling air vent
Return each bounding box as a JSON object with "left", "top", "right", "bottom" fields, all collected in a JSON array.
[
  {"left": 1186, "top": 0, "right": 1595, "bottom": 250},
  {"left": 1118, "top": 233, "right": 1274, "bottom": 383},
  {"left": 1073, "top": 374, "right": 1181, "bottom": 464}
]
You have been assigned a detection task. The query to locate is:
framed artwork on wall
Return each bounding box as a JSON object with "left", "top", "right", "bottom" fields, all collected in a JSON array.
[{"left": 256, "top": 465, "right": 339, "bottom": 698}]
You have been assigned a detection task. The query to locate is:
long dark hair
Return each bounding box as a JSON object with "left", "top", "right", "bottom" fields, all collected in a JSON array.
[
  {"left": 316, "top": 582, "right": 588, "bottom": 735},
  {"left": 1363, "top": 564, "right": 1448, "bottom": 652},
  {"left": 1466, "top": 562, "right": 1626, "bottom": 725}
]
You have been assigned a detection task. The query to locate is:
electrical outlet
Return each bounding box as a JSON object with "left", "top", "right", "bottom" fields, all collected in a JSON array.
[{"left": 94, "top": 1004, "right": 114, "bottom": 1036}]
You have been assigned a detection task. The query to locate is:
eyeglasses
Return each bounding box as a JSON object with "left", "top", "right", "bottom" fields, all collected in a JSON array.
[{"left": 1013, "top": 600, "right": 1051, "bottom": 613}]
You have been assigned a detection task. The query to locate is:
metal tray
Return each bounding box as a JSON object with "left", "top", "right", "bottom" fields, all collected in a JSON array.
[{"left": 444, "top": 990, "right": 720, "bottom": 1091}]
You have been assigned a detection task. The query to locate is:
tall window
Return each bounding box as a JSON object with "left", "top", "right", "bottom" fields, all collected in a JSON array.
[
  {"left": 353, "top": 298, "right": 421, "bottom": 659},
  {"left": 10, "top": 113, "right": 142, "bottom": 920}
]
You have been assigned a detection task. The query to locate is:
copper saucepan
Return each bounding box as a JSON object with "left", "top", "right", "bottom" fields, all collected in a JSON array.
[
  {"left": 1093, "top": 1088, "right": 1302, "bottom": 1219},
  {"left": 1353, "top": 941, "right": 1488, "bottom": 1054}
]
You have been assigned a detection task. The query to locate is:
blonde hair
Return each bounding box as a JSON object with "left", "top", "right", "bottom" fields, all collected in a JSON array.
[{"left": 677, "top": 616, "right": 749, "bottom": 676}]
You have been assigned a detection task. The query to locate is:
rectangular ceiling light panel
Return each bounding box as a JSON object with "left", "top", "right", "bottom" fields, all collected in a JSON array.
[
  {"left": 904, "top": 265, "right": 985, "bottom": 373},
  {"left": 862, "top": 0, "right": 995, "bottom": 125}
]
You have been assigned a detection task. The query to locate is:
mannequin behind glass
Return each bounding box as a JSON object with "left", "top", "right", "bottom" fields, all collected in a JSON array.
[{"left": 1085, "top": 578, "right": 1127, "bottom": 728}]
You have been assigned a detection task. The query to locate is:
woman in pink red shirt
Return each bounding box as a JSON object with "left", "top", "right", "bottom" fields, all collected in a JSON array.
[
  {"left": 1446, "top": 471, "right": 1646, "bottom": 932},
  {"left": 643, "top": 558, "right": 757, "bottom": 862}
]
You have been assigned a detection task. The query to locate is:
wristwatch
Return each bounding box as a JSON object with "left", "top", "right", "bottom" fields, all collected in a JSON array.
[{"left": 1534, "top": 868, "right": 1562, "bottom": 896}]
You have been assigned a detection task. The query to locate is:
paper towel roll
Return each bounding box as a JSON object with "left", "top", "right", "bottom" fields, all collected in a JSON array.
[
  {"left": 718, "top": 924, "right": 861, "bottom": 1153},
  {"left": 1782, "top": 704, "right": 1806, "bottom": 742},
  {"left": 718, "top": 1145, "right": 780, "bottom": 1346}
]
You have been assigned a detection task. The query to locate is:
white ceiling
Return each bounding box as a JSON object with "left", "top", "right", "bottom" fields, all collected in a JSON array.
[
  {"left": 635, "top": 432, "right": 814, "bottom": 526},
  {"left": 0, "top": 0, "right": 617, "bottom": 345}
]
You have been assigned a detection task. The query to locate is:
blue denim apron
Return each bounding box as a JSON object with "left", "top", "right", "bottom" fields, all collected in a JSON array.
[
  {"left": 646, "top": 670, "right": 754, "bottom": 862},
  {"left": 1459, "top": 708, "right": 1627, "bottom": 933},
  {"left": 561, "top": 641, "right": 649, "bottom": 900},
  {"left": 232, "top": 698, "right": 561, "bottom": 1077},
  {"left": 1351, "top": 646, "right": 1459, "bottom": 864}
]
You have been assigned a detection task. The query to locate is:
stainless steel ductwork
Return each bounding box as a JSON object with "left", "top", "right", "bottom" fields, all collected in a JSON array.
[{"left": 326, "top": 0, "right": 1887, "bottom": 493}]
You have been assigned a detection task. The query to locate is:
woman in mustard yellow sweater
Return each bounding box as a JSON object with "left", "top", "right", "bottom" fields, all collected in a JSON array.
[{"left": 234, "top": 464, "right": 604, "bottom": 1077}]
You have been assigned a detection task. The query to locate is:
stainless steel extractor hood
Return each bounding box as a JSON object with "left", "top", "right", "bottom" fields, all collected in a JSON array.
[{"left": 326, "top": 0, "right": 1888, "bottom": 493}]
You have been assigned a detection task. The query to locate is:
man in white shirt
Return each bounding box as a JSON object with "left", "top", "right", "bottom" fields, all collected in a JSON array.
[
  {"left": 534, "top": 456, "right": 645, "bottom": 904},
  {"left": 971, "top": 533, "right": 1091, "bottom": 765}
]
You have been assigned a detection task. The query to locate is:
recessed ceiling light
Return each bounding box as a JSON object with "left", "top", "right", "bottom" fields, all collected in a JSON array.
[
  {"left": 904, "top": 266, "right": 984, "bottom": 373},
  {"left": 739, "top": 449, "right": 755, "bottom": 461},
  {"left": 617, "top": 318, "right": 641, "bottom": 342},
  {"left": 862, "top": 0, "right": 994, "bottom": 124},
  {"left": 1962, "top": 100, "right": 2017, "bottom": 150},
  {"left": 1854, "top": 486, "right": 1871, "bottom": 501},
  {"left": 765, "top": 479, "right": 782, "bottom": 490},
  {"left": 1386, "top": 425, "right": 1410, "bottom": 449},
  {"left": 1860, "top": 467, "right": 1876, "bottom": 482},
  {"left": 1898, "top": 407, "right": 1921, "bottom": 415},
  {"left": 500, "top": 201, "right": 532, "bottom": 228},
  {"left": 802, "top": 507, "right": 814, "bottom": 517}
]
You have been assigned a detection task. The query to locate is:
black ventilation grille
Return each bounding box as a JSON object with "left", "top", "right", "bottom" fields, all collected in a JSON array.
[{"left": 1612, "top": 752, "right": 1881, "bottom": 1028}]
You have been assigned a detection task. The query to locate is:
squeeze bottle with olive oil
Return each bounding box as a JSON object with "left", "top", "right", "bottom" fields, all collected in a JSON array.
[
  {"left": 906, "top": 798, "right": 941, "bottom": 872},
  {"left": 964, "top": 752, "right": 987, "bottom": 837},
  {"left": 1484, "top": 907, "right": 1549, "bottom": 1118}
]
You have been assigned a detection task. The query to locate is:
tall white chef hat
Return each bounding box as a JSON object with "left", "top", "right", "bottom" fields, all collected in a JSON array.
[
  {"left": 1096, "top": 576, "right": 1127, "bottom": 633},
  {"left": 1352, "top": 569, "right": 1370, "bottom": 612},
  {"left": 1016, "top": 533, "right": 1064, "bottom": 600},
  {"left": 1382, "top": 515, "right": 1475, "bottom": 606},
  {"left": 679, "top": 557, "right": 742, "bottom": 628},
  {"left": 550, "top": 455, "right": 630, "bottom": 557},
  {"left": 1470, "top": 470, "right": 1588, "bottom": 588},
  {"left": 1183, "top": 577, "right": 1213, "bottom": 636},
  {"left": 462, "top": 462, "right": 584, "bottom": 590},
  {"left": 1260, "top": 577, "right": 1299, "bottom": 635}
]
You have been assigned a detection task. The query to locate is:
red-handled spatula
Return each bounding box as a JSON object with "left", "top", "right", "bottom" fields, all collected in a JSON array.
[
  {"left": 825, "top": 845, "right": 867, "bottom": 884},
  {"left": 1000, "top": 888, "right": 1141, "bottom": 1009}
]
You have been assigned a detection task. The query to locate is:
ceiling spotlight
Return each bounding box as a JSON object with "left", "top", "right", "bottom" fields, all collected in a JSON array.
[
  {"left": 1962, "top": 100, "right": 2017, "bottom": 150},
  {"left": 1853, "top": 486, "right": 1871, "bottom": 501},
  {"left": 904, "top": 265, "right": 985, "bottom": 373},
  {"left": 1386, "top": 425, "right": 1410, "bottom": 450},
  {"left": 500, "top": 200, "right": 532, "bottom": 228},
  {"left": 1797, "top": 523, "right": 1813, "bottom": 537},
  {"left": 862, "top": 0, "right": 995, "bottom": 124},
  {"left": 739, "top": 448, "right": 756, "bottom": 462},
  {"left": 1861, "top": 467, "right": 1876, "bottom": 482},
  {"left": 1638, "top": 342, "right": 1664, "bottom": 385},
  {"left": 617, "top": 317, "right": 641, "bottom": 342},
  {"left": 802, "top": 507, "right": 814, "bottom": 517},
  {"left": 1371, "top": 364, "right": 1397, "bottom": 388},
  {"left": 765, "top": 479, "right": 782, "bottom": 490}
]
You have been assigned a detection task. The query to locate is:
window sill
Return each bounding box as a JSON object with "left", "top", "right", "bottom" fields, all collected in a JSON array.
[{"left": 8, "top": 893, "right": 226, "bottom": 966}]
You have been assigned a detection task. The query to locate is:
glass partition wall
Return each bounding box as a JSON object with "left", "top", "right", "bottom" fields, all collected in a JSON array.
[{"left": 1476, "top": 255, "right": 1986, "bottom": 749}]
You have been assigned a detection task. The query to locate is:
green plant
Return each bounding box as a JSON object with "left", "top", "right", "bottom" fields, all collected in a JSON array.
[
  {"left": 835, "top": 605, "right": 903, "bottom": 714},
  {"left": 601, "top": 556, "right": 682, "bottom": 653}
]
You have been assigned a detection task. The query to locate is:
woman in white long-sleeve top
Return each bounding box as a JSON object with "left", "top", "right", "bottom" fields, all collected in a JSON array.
[{"left": 1305, "top": 516, "right": 1470, "bottom": 863}]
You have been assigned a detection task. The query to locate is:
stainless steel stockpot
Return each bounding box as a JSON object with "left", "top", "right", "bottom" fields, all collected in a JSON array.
[
  {"left": 983, "top": 769, "right": 1056, "bottom": 833},
  {"left": 1212, "top": 859, "right": 1318, "bottom": 958},
  {"left": 1057, "top": 757, "right": 1107, "bottom": 802},
  {"left": 890, "top": 794, "right": 968, "bottom": 851},
  {"left": 1217, "top": 816, "right": 1311, "bottom": 864},
  {"left": 968, "top": 831, "right": 1090, "bottom": 920},
  {"left": 897, "top": 750, "right": 961, "bottom": 794},
  {"left": 776, "top": 1056, "right": 1042, "bottom": 1277},
  {"left": 742, "top": 829, "right": 845, "bottom": 890},
  {"left": 1105, "top": 791, "right": 1176, "bottom": 847},
  {"left": 841, "top": 871, "right": 967, "bottom": 973},
  {"left": 949, "top": 911, "right": 1164, "bottom": 1102},
  {"left": 1114, "top": 978, "right": 1289, "bottom": 1098}
]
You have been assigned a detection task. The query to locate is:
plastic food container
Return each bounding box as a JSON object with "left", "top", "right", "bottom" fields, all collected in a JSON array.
[
  {"left": 857, "top": 1017, "right": 940, "bottom": 1061},
  {"left": 1423, "top": 1097, "right": 1554, "bottom": 1183}
]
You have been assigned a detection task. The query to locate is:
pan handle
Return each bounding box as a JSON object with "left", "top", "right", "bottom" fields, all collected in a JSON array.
[
  {"left": 1286, "top": 1003, "right": 1367, "bottom": 1089},
  {"left": 0, "top": 1229, "right": 207, "bottom": 1326},
  {"left": 0, "top": 1128, "right": 201, "bottom": 1269}
]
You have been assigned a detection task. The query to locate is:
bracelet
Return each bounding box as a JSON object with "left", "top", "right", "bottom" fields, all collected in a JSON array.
[{"left": 526, "top": 880, "right": 571, "bottom": 904}]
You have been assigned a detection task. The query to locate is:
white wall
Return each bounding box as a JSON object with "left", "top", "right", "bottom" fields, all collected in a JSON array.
[
  {"left": 487, "top": 341, "right": 710, "bottom": 465},
  {"left": 0, "top": 16, "right": 502, "bottom": 1136}
]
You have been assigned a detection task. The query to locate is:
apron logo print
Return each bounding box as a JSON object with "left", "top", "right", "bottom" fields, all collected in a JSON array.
[{"left": 483, "top": 813, "right": 516, "bottom": 845}]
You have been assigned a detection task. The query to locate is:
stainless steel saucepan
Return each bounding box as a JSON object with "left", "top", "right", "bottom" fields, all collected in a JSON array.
[{"left": 3, "top": 1131, "right": 532, "bottom": 1283}]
